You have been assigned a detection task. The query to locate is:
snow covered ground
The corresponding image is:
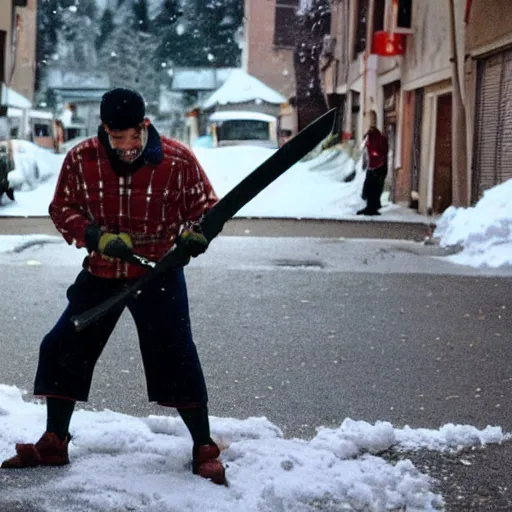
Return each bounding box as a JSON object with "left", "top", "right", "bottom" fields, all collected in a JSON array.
[
  {"left": 434, "top": 178, "right": 512, "bottom": 268},
  {"left": 0, "top": 143, "right": 428, "bottom": 223},
  {"left": 1, "top": 384, "right": 508, "bottom": 511}
]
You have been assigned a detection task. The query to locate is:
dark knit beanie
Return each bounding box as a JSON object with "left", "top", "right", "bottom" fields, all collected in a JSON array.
[{"left": 100, "top": 88, "right": 146, "bottom": 130}]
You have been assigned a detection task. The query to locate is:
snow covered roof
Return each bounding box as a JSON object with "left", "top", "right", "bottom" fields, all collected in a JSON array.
[
  {"left": 0, "top": 84, "right": 31, "bottom": 109},
  {"left": 203, "top": 69, "right": 287, "bottom": 109},
  {"left": 171, "top": 68, "right": 236, "bottom": 91},
  {"left": 209, "top": 110, "right": 277, "bottom": 123}
]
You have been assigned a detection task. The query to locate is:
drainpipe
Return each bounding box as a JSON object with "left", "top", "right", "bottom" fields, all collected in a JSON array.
[
  {"left": 362, "top": 0, "right": 375, "bottom": 138},
  {"left": 5, "top": 2, "right": 21, "bottom": 174},
  {"left": 341, "top": 0, "right": 350, "bottom": 138},
  {"left": 448, "top": 0, "right": 468, "bottom": 206}
]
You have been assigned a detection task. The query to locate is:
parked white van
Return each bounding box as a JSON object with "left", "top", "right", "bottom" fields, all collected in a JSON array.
[{"left": 208, "top": 111, "right": 278, "bottom": 149}]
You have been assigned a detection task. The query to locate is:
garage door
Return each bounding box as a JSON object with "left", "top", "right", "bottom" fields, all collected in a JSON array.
[{"left": 473, "top": 48, "right": 512, "bottom": 202}]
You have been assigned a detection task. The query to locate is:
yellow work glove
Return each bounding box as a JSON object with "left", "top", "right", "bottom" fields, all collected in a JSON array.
[
  {"left": 98, "top": 232, "right": 134, "bottom": 261},
  {"left": 179, "top": 227, "right": 208, "bottom": 257}
]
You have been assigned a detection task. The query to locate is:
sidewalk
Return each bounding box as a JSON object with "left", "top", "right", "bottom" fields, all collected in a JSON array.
[{"left": 0, "top": 214, "right": 435, "bottom": 241}]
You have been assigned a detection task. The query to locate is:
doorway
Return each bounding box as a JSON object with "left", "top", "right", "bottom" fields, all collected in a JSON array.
[{"left": 432, "top": 93, "right": 452, "bottom": 213}]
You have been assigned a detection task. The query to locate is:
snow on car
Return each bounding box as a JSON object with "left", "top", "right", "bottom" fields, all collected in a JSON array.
[{"left": 0, "top": 139, "right": 62, "bottom": 192}]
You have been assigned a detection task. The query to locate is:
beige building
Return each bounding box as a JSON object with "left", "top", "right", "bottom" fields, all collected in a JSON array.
[
  {"left": 322, "top": 0, "right": 472, "bottom": 215},
  {"left": 0, "top": 0, "right": 37, "bottom": 104},
  {"left": 243, "top": 0, "right": 296, "bottom": 98},
  {"left": 322, "top": 0, "right": 411, "bottom": 202},
  {"left": 242, "top": 0, "right": 297, "bottom": 133}
]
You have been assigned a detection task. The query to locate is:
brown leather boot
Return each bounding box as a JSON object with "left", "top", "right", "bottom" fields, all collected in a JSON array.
[
  {"left": 193, "top": 443, "right": 227, "bottom": 486},
  {"left": 1, "top": 432, "right": 70, "bottom": 469}
]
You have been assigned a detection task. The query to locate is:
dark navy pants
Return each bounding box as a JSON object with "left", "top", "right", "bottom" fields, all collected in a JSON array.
[{"left": 34, "top": 269, "right": 208, "bottom": 407}]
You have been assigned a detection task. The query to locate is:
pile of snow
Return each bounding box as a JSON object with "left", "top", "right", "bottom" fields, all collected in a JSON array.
[
  {"left": 1, "top": 141, "right": 426, "bottom": 222},
  {"left": 0, "top": 384, "right": 506, "bottom": 511},
  {"left": 194, "top": 145, "right": 369, "bottom": 218},
  {"left": 434, "top": 179, "right": 512, "bottom": 268}
]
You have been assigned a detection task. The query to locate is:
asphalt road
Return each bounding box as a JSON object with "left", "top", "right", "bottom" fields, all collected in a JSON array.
[
  {"left": 1, "top": 227, "right": 512, "bottom": 510},
  {"left": 0, "top": 234, "right": 511, "bottom": 439}
]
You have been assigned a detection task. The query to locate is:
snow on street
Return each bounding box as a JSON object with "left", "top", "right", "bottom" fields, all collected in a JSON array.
[
  {"left": 1, "top": 384, "right": 507, "bottom": 511},
  {"left": 0, "top": 143, "right": 428, "bottom": 222}
]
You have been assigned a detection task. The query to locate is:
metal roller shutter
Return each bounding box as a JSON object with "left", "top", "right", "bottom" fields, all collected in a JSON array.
[
  {"left": 499, "top": 51, "right": 512, "bottom": 186},
  {"left": 473, "top": 48, "right": 512, "bottom": 202}
]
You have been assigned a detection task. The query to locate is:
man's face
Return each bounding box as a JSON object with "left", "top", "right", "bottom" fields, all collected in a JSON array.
[{"left": 104, "top": 119, "right": 149, "bottom": 162}]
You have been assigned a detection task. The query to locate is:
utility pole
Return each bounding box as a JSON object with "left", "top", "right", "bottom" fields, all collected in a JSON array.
[
  {"left": 363, "top": 0, "right": 376, "bottom": 136},
  {"left": 448, "top": 0, "right": 468, "bottom": 206}
]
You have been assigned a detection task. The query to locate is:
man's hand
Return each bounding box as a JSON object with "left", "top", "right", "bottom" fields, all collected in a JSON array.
[
  {"left": 179, "top": 226, "right": 208, "bottom": 258},
  {"left": 84, "top": 224, "right": 135, "bottom": 262},
  {"left": 98, "top": 232, "right": 134, "bottom": 261}
]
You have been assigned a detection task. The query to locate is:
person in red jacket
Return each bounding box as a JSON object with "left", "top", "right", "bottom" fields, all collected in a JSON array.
[
  {"left": 1, "top": 88, "right": 226, "bottom": 485},
  {"left": 357, "top": 111, "right": 389, "bottom": 216}
]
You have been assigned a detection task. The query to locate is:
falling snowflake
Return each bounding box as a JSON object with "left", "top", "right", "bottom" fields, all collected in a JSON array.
[{"left": 298, "top": 0, "right": 314, "bottom": 15}]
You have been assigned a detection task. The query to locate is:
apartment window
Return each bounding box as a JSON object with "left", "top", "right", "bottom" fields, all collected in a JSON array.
[
  {"left": 389, "top": 0, "right": 413, "bottom": 32},
  {"left": 0, "top": 31, "right": 5, "bottom": 84},
  {"left": 33, "top": 123, "right": 51, "bottom": 137},
  {"left": 397, "top": 0, "right": 412, "bottom": 29},
  {"left": 274, "top": 0, "right": 299, "bottom": 48},
  {"left": 374, "top": 0, "right": 385, "bottom": 32},
  {"left": 354, "top": 0, "right": 369, "bottom": 57}
]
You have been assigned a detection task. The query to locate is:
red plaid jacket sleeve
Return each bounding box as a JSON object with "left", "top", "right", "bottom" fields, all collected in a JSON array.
[
  {"left": 49, "top": 151, "right": 90, "bottom": 248},
  {"left": 182, "top": 157, "right": 218, "bottom": 224}
]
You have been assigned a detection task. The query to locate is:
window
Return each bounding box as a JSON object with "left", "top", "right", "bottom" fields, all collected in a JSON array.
[
  {"left": 274, "top": 0, "right": 299, "bottom": 48},
  {"left": 33, "top": 123, "right": 51, "bottom": 137},
  {"left": 394, "top": 0, "right": 413, "bottom": 32},
  {"left": 354, "top": 0, "right": 369, "bottom": 57},
  {"left": 354, "top": 0, "right": 386, "bottom": 57},
  {"left": 373, "top": 0, "right": 385, "bottom": 32},
  {"left": 217, "top": 120, "right": 270, "bottom": 142},
  {"left": 0, "top": 31, "right": 5, "bottom": 84}
]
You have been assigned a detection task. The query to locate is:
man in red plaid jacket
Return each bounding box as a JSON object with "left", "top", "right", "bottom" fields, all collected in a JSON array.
[{"left": 1, "top": 88, "right": 226, "bottom": 485}]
